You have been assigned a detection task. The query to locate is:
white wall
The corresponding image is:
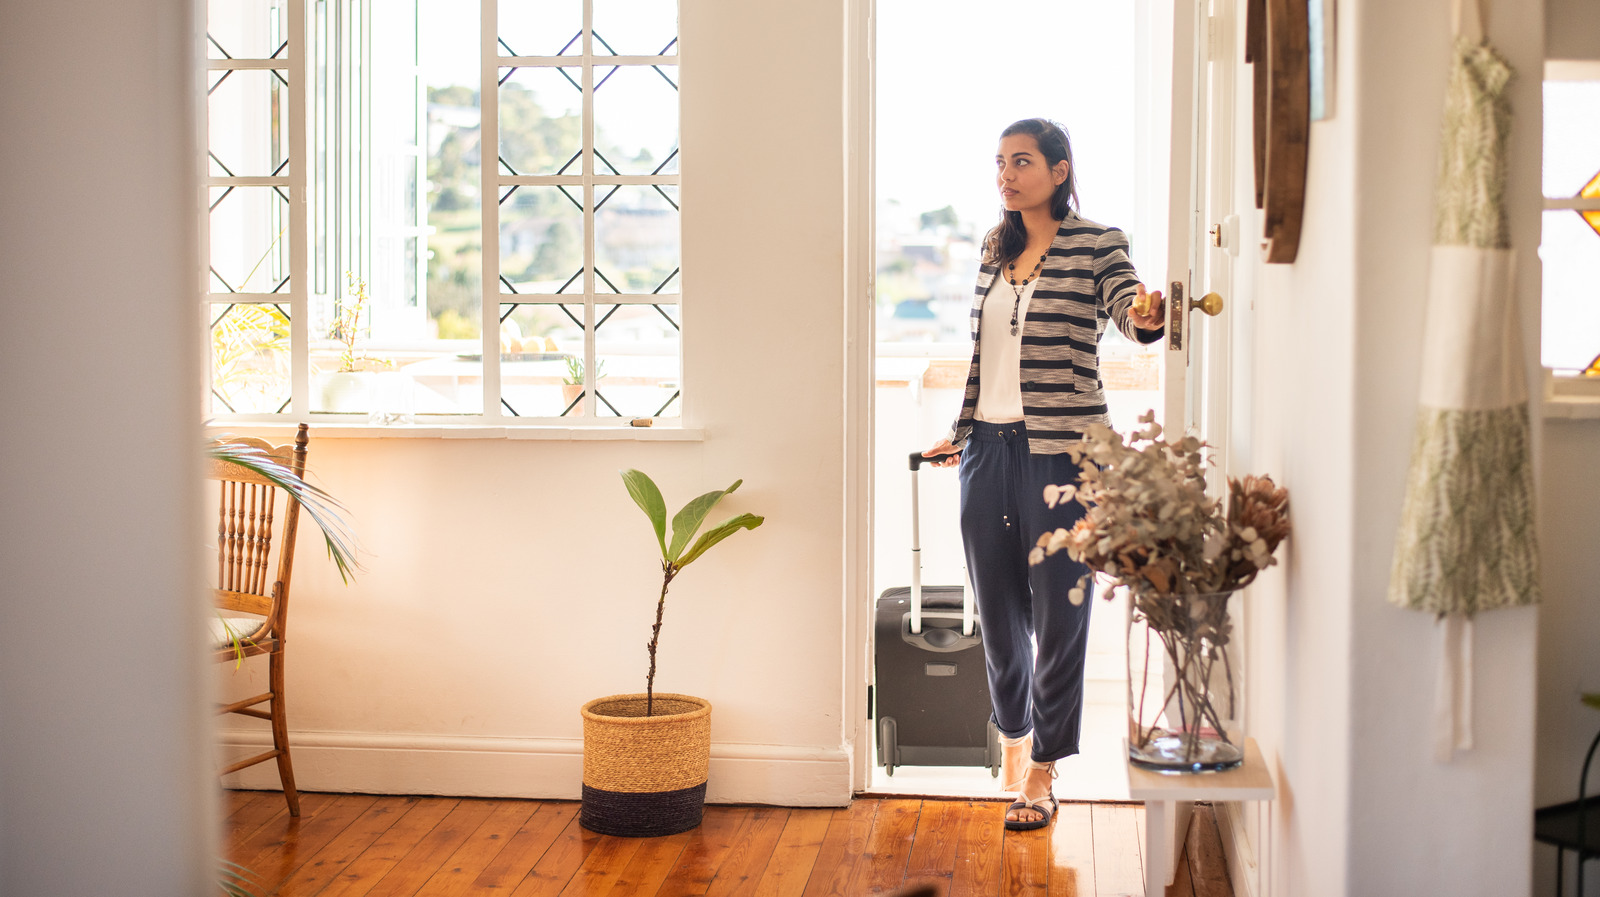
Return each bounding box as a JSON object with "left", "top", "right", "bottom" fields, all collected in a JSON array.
[
  {"left": 1345, "top": 0, "right": 1542, "bottom": 893},
  {"left": 1225, "top": 0, "right": 1361, "bottom": 891},
  {"left": 1547, "top": 0, "right": 1600, "bottom": 61},
  {"left": 220, "top": 0, "right": 858, "bottom": 806},
  {"left": 1229, "top": 0, "right": 1545, "bottom": 895},
  {"left": 0, "top": 0, "right": 215, "bottom": 894}
]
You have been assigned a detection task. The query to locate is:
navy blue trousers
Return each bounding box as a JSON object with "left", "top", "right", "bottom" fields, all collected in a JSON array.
[{"left": 958, "top": 420, "right": 1093, "bottom": 763}]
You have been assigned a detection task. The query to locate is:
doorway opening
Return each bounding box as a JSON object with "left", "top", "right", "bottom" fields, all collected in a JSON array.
[{"left": 868, "top": 0, "right": 1163, "bottom": 799}]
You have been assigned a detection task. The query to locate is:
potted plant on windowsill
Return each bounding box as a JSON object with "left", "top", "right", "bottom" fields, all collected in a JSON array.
[
  {"left": 579, "top": 470, "right": 764, "bottom": 837},
  {"left": 316, "top": 274, "right": 393, "bottom": 414},
  {"left": 561, "top": 356, "right": 604, "bottom": 413}
]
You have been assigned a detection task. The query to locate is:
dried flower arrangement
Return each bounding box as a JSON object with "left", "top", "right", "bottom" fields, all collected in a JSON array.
[
  {"left": 1029, "top": 410, "right": 1290, "bottom": 600},
  {"left": 1029, "top": 410, "right": 1291, "bottom": 768}
]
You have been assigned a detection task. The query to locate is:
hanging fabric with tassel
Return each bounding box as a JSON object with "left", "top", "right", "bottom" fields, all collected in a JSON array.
[{"left": 1388, "top": 0, "right": 1540, "bottom": 763}]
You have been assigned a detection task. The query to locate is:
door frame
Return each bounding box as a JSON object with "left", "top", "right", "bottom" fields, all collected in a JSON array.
[
  {"left": 843, "top": 0, "right": 875, "bottom": 793},
  {"left": 840, "top": 0, "right": 1237, "bottom": 794}
]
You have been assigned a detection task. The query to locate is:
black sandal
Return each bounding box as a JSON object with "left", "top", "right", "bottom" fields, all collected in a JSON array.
[{"left": 1003, "top": 760, "right": 1057, "bottom": 831}]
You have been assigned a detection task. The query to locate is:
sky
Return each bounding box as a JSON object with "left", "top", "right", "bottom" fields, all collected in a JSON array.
[
  {"left": 416, "top": 0, "right": 1139, "bottom": 239},
  {"left": 875, "top": 0, "right": 1137, "bottom": 235}
]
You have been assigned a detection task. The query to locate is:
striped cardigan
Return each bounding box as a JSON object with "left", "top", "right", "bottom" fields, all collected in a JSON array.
[{"left": 947, "top": 214, "right": 1163, "bottom": 455}]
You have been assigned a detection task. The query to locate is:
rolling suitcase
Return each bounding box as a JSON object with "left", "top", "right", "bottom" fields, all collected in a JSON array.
[{"left": 873, "top": 450, "right": 1000, "bottom": 777}]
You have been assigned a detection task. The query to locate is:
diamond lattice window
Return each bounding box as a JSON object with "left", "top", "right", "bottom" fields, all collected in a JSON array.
[
  {"left": 205, "top": 0, "right": 299, "bottom": 416},
  {"left": 203, "top": 0, "right": 680, "bottom": 425},
  {"left": 491, "top": 0, "right": 681, "bottom": 420}
]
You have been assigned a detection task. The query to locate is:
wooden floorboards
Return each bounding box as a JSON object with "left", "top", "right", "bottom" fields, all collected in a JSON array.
[{"left": 224, "top": 792, "right": 1233, "bottom": 897}]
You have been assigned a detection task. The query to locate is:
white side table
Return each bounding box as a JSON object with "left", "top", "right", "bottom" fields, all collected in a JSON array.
[{"left": 1125, "top": 736, "right": 1275, "bottom": 894}]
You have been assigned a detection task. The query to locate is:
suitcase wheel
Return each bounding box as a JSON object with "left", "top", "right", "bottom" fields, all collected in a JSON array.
[
  {"left": 986, "top": 719, "right": 1001, "bottom": 778},
  {"left": 878, "top": 716, "right": 898, "bottom": 777}
]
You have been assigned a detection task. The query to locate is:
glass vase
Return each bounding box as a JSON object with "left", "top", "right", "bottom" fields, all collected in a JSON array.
[{"left": 1125, "top": 588, "right": 1243, "bottom": 773}]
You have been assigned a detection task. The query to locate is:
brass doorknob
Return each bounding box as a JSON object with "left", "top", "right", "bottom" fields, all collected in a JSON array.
[{"left": 1190, "top": 292, "right": 1224, "bottom": 316}]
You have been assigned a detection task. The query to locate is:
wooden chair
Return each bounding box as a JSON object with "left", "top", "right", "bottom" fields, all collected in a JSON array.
[{"left": 210, "top": 423, "right": 308, "bottom": 816}]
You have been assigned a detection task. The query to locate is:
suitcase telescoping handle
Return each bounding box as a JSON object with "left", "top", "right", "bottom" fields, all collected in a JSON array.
[{"left": 906, "top": 450, "right": 973, "bottom": 638}]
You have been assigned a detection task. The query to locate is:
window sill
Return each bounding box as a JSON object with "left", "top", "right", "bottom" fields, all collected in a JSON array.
[
  {"left": 204, "top": 421, "right": 705, "bottom": 441},
  {"left": 1542, "top": 399, "right": 1600, "bottom": 420},
  {"left": 1542, "top": 369, "right": 1600, "bottom": 420}
]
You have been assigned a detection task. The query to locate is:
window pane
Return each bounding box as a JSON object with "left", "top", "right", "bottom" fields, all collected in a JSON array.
[
  {"left": 500, "top": 185, "right": 585, "bottom": 293},
  {"left": 595, "top": 185, "right": 679, "bottom": 294},
  {"left": 209, "top": 68, "right": 290, "bottom": 177},
  {"left": 592, "top": 0, "right": 677, "bottom": 56},
  {"left": 1543, "top": 81, "right": 1600, "bottom": 197},
  {"left": 208, "top": 0, "right": 289, "bottom": 60},
  {"left": 210, "top": 302, "right": 290, "bottom": 414},
  {"left": 498, "top": 67, "right": 583, "bottom": 176},
  {"left": 499, "top": 0, "right": 582, "bottom": 57},
  {"left": 595, "top": 302, "right": 681, "bottom": 418},
  {"left": 1541, "top": 209, "right": 1600, "bottom": 371},
  {"left": 425, "top": 81, "right": 483, "bottom": 341},
  {"left": 210, "top": 186, "right": 290, "bottom": 293},
  {"left": 593, "top": 65, "right": 678, "bottom": 175},
  {"left": 500, "top": 302, "right": 586, "bottom": 417}
]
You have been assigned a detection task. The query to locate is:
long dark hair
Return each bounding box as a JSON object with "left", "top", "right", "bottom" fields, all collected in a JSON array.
[{"left": 983, "top": 118, "right": 1080, "bottom": 267}]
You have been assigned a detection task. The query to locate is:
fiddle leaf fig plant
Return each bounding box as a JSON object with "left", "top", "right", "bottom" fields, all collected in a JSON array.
[{"left": 621, "top": 469, "right": 764, "bottom": 716}]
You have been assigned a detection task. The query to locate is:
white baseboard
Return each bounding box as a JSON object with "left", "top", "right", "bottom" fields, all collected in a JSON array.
[
  {"left": 217, "top": 730, "right": 852, "bottom": 807},
  {"left": 1215, "top": 800, "right": 1260, "bottom": 897}
]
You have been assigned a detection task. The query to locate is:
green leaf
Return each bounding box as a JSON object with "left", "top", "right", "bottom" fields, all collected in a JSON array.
[
  {"left": 667, "top": 479, "right": 742, "bottom": 562},
  {"left": 676, "top": 513, "right": 764, "bottom": 567},
  {"left": 207, "top": 439, "right": 361, "bottom": 583},
  {"left": 218, "top": 858, "right": 265, "bottom": 896},
  {"left": 620, "top": 469, "right": 669, "bottom": 557}
]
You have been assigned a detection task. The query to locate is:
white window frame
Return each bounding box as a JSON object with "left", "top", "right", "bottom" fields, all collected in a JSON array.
[{"left": 1541, "top": 59, "right": 1600, "bottom": 415}]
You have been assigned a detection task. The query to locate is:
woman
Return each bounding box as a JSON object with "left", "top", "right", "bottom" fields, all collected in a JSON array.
[{"left": 922, "top": 118, "right": 1165, "bottom": 830}]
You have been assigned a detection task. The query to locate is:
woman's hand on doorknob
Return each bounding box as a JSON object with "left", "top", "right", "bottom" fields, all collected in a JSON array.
[{"left": 1129, "top": 283, "right": 1166, "bottom": 330}]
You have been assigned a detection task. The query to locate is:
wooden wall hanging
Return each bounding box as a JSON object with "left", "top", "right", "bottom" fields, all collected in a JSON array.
[{"left": 1247, "top": 0, "right": 1311, "bottom": 263}]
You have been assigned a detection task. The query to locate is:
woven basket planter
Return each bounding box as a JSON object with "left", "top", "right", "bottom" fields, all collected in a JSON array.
[{"left": 580, "top": 693, "right": 712, "bottom": 837}]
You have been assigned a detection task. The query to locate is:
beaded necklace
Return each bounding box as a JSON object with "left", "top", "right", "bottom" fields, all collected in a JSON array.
[{"left": 1005, "top": 252, "right": 1048, "bottom": 336}]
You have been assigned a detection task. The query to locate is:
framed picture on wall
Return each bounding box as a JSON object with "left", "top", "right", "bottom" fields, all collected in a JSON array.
[{"left": 1310, "top": 0, "right": 1336, "bottom": 120}]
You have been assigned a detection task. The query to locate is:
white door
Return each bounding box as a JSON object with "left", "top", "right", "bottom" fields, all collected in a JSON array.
[
  {"left": 1158, "top": 0, "right": 1236, "bottom": 446},
  {"left": 1142, "top": 0, "right": 1239, "bottom": 871}
]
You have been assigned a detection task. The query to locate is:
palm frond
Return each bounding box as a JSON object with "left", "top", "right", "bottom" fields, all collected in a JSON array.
[
  {"left": 218, "top": 858, "right": 264, "bottom": 896},
  {"left": 216, "top": 613, "right": 257, "bottom": 669},
  {"left": 206, "top": 439, "right": 361, "bottom": 582}
]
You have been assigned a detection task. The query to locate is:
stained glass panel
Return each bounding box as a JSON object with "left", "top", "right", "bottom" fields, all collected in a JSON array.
[
  {"left": 1541, "top": 78, "right": 1600, "bottom": 372},
  {"left": 1540, "top": 210, "right": 1600, "bottom": 371},
  {"left": 1580, "top": 168, "right": 1600, "bottom": 239},
  {"left": 1542, "top": 81, "right": 1600, "bottom": 197}
]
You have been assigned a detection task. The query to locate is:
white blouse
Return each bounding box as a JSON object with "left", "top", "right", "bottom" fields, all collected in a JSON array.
[{"left": 974, "top": 273, "right": 1036, "bottom": 423}]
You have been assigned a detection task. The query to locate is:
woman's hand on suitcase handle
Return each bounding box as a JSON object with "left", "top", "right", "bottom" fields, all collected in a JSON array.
[{"left": 919, "top": 440, "right": 962, "bottom": 469}]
